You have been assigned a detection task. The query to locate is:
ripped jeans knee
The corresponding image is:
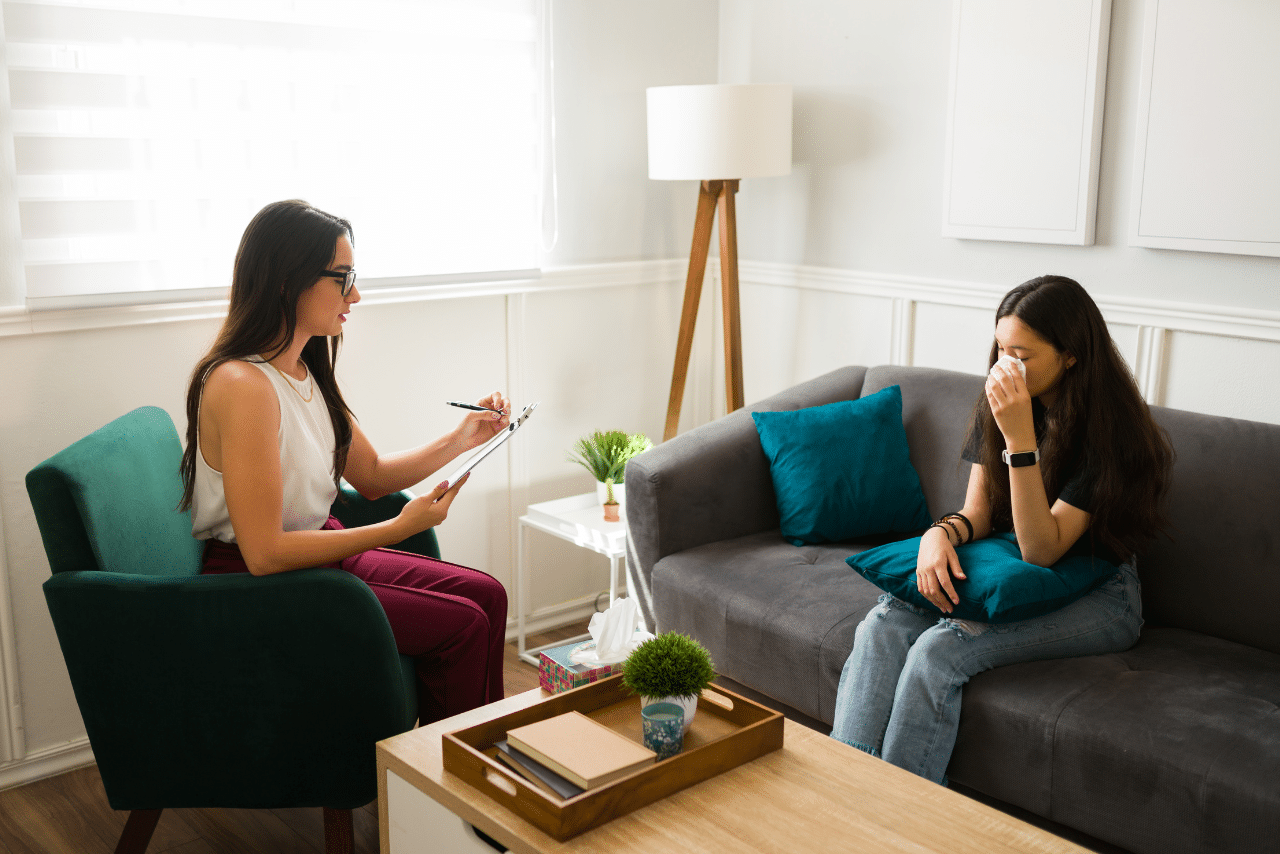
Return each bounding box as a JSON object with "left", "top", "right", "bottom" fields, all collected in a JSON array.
[
  {"left": 873, "top": 594, "right": 989, "bottom": 639},
  {"left": 874, "top": 592, "right": 933, "bottom": 620},
  {"left": 940, "top": 617, "right": 988, "bottom": 638}
]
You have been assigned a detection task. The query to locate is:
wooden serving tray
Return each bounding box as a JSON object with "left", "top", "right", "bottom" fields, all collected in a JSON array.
[{"left": 441, "top": 675, "right": 784, "bottom": 840}]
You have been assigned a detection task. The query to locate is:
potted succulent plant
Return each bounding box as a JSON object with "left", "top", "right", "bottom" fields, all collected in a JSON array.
[
  {"left": 567, "top": 430, "right": 653, "bottom": 517},
  {"left": 621, "top": 632, "right": 715, "bottom": 734}
]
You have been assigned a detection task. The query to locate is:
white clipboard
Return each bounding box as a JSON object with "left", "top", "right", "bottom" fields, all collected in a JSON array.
[{"left": 445, "top": 402, "right": 538, "bottom": 486}]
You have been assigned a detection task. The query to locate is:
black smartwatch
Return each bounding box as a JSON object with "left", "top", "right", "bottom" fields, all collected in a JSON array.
[{"left": 1002, "top": 448, "right": 1040, "bottom": 467}]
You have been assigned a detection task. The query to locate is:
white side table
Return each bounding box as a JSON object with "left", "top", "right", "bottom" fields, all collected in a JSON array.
[{"left": 515, "top": 493, "right": 627, "bottom": 666}]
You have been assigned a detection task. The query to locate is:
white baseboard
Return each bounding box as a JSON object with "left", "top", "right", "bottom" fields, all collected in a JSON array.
[
  {"left": 505, "top": 594, "right": 603, "bottom": 644},
  {"left": 0, "top": 736, "right": 95, "bottom": 793}
]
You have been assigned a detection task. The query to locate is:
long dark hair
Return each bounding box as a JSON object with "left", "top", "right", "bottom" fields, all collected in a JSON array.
[
  {"left": 179, "top": 200, "right": 356, "bottom": 511},
  {"left": 972, "top": 275, "right": 1173, "bottom": 561}
]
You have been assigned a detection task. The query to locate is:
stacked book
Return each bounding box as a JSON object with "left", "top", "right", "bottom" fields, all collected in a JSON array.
[{"left": 495, "top": 711, "right": 656, "bottom": 799}]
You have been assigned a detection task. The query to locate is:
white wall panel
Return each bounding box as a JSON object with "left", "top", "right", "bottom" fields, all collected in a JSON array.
[
  {"left": 1129, "top": 0, "right": 1280, "bottom": 257},
  {"left": 518, "top": 280, "right": 685, "bottom": 615},
  {"left": 942, "top": 0, "right": 1111, "bottom": 244},
  {"left": 338, "top": 295, "right": 511, "bottom": 589},
  {"left": 911, "top": 302, "right": 992, "bottom": 376},
  {"left": 1107, "top": 322, "right": 1140, "bottom": 374},
  {"left": 740, "top": 284, "right": 893, "bottom": 404},
  {"left": 1163, "top": 331, "right": 1280, "bottom": 423},
  {"left": 0, "top": 317, "right": 215, "bottom": 751}
]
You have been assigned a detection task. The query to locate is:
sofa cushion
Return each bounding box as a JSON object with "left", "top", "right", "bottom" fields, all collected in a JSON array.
[
  {"left": 848, "top": 532, "right": 1118, "bottom": 623},
  {"left": 949, "top": 627, "right": 1280, "bottom": 854},
  {"left": 752, "top": 385, "right": 931, "bottom": 546},
  {"left": 652, "top": 530, "right": 886, "bottom": 724}
]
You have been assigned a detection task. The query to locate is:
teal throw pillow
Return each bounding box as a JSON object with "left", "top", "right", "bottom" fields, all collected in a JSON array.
[
  {"left": 846, "top": 532, "right": 1120, "bottom": 623},
  {"left": 752, "top": 385, "right": 932, "bottom": 546}
]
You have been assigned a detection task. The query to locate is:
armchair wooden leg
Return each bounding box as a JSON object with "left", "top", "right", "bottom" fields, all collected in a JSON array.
[
  {"left": 323, "top": 807, "right": 354, "bottom": 854},
  {"left": 114, "top": 809, "right": 162, "bottom": 854}
]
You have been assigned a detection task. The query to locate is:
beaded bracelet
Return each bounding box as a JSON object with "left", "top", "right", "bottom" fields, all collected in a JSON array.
[
  {"left": 929, "top": 519, "right": 962, "bottom": 547},
  {"left": 943, "top": 512, "right": 975, "bottom": 545}
]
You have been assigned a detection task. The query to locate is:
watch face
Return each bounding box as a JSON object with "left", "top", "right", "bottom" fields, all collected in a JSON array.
[{"left": 1005, "top": 450, "right": 1038, "bottom": 467}]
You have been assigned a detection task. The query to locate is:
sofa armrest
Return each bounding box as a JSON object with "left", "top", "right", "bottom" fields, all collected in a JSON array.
[
  {"left": 625, "top": 366, "right": 869, "bottom": 631},
  {"left": 43, "top": 567, "right": 413, "bottom": 809}
]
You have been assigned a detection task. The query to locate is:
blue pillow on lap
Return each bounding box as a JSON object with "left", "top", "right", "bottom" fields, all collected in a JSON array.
[
  {"left": 847, "top": 532, "right": 1120, "bottom": 623},
  {"left": 752, "top": 385, "right": 932, "bottom": 546}
]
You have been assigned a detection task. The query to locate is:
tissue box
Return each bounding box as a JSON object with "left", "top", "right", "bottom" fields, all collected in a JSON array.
[{"left": 538, "top": 640, "right": 628, "bottom": 694}]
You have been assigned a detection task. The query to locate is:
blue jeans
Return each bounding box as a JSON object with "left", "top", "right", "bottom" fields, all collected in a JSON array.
[{"left": 829, "top": 561, "right": 1143, "bottom": 784}]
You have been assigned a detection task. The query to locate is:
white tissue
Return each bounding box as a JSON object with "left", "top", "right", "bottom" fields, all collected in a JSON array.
[
  {"left": 991, "top": 354, "right": 1026, "bottom": 381},
  {"left": 568, "top": 597, "right": 654, "bottom": 665}
]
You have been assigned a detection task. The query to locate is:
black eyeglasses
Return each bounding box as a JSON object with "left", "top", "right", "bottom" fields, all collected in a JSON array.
[{"left": 321, "top": 269, "right": 357, "bottom": 298}]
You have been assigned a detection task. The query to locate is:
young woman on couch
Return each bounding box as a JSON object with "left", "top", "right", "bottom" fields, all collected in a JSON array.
[
  {"left": 178, "top": 199, "right": 509, "bottom": 725},
  {"left": 829, "top": 274, "right": 1173, "bottom": 784}
]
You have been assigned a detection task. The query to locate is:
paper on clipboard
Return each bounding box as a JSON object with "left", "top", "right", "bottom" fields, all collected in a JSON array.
[{"left": 446, "top": 402, "right": 538, "bottom": 486}]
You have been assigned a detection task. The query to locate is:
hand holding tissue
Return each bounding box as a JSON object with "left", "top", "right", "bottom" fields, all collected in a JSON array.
[
  {"left": 569, "top": 597, "right": 653, "bottom": 665},
  {"left": 991, "top": 354, "right": 1026, "bottom": 382}
]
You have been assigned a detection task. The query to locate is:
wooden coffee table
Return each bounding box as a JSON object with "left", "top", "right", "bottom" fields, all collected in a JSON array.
[{"left": 377, "top": 688, "right": 1090, "bottom": 854}]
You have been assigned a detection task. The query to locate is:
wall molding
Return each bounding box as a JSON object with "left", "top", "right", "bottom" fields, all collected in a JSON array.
[
  {"left": 0, "top": 260, "right": 690, "bottom": 339},
  {"left": 1134, "top": 326, "right": 1168, "bottom": 405},
  {"left": 0, "top": 499, "right": 18, "bottom": 766},
  {"left": 5, "top": 257, "right": 1271, "bottom": 347},
  {"left": 738, "top": 260, "right": 1280, "bottom": 344},
  {"left": 0, "top": 736, "right": 93, "bottom": 792}
]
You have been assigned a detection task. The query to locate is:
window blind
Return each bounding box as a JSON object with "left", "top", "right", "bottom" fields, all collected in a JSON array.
[{"left": 3, "top": 0, "right": 540, "bottom": 309}]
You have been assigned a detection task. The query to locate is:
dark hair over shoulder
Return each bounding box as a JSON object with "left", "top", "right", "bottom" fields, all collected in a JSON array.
[
  {"left": 179, "top": 200, "right": 356, "bottom": 511},
  {"left": 973, "top": 275, "right": 1174, "bottom": 561}
]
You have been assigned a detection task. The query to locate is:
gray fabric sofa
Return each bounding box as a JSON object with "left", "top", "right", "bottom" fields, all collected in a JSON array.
[{"left": 625, "top": 364, "right": 1280, "bottom": 854}]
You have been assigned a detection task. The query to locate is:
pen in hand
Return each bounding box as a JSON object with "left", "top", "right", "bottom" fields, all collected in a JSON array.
[{"left": 447, "top": 400, "right": 504, "bottom": 413}]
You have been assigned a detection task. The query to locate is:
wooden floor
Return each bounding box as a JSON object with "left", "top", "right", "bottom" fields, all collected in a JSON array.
[{"left": 0, "top": 621, "right": 589, "bottom": 854}]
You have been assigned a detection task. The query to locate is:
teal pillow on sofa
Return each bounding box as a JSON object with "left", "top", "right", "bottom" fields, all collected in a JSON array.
[
  {"left": 846, "top": 532, "right": 1120, "bottom": 623},
  {"left": 752, "top": 385, "right": 932, "bottom": 546}
]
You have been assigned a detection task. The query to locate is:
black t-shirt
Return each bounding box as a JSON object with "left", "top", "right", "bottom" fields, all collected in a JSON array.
[{"left": 962, "top": 398, "right": 1118, "bottom": 564}]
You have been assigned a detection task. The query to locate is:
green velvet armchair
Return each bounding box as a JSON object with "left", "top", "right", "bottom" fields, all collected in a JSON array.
[{"left": 26, "top": 406, "right": 438, "bottom": 854}]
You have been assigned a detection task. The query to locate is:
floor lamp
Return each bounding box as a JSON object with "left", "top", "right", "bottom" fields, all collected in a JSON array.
[{"left": 646, "top": 84, "right": 792, "bottom": 441}]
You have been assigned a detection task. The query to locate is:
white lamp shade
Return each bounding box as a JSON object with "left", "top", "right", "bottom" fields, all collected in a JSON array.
[{"left": 646, "top": 84, "right": 792, "bottom": 181}]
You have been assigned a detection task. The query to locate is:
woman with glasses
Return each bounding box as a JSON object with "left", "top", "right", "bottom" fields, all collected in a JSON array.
[{"left": 179, "top": 199, "right": 509, "bottom": 724}]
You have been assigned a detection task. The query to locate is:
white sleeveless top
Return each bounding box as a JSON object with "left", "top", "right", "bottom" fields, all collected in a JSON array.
[{"left": 191, "top": 358, "right": 339, "bottom": 542}]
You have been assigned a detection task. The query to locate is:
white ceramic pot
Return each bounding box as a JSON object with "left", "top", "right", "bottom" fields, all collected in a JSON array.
[
  {"left": 595, "top": 479, "right": 626, "bottom": 510},
  {"left": 641, "top": 693, "right": 698, "bottom": 734}
]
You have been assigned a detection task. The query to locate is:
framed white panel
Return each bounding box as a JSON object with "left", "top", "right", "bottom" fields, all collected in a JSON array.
[
  {"left": 1129, "top": 0, "right": 1280, "bottom": 257},
  {"left": 942, "top": 0, "right": 1112, "bottom": 245},
  {"left": 911, "top": 302, "right": 992, "bottom": 376}
]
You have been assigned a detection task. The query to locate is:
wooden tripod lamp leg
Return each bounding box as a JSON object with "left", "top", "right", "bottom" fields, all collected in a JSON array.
[
  {"left": 663, "top": 180, "right": 722, "bottom": 442},
  {"left": 718, "top": 180, "right": 744, "bottom": 414}
]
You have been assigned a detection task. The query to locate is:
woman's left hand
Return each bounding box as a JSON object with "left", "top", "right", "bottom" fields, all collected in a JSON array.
[
  {"left": 455, "top": 392, "right": 511, "bottom": 450},
  {"left": 986, "top": 362, "right": 1035, "bottom": 451}
]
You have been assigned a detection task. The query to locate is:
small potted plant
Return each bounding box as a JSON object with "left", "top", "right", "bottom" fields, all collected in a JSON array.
[
  {"left": 567, "top": 430, "right": 653, "bottom": 518},
  {"left": 602, "top": 477, "right": 621, "bottom": 522},
  {"left": 621, "top": 632, "right": 715, "bottom": 733}
]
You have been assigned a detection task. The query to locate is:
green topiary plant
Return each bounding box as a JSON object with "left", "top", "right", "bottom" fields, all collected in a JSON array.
[
  {"left": 621, "top": 632, "right": 715, "bottom": 699},
  {"left": 567, "top": 430, "right": 653, "bottom": 486}
]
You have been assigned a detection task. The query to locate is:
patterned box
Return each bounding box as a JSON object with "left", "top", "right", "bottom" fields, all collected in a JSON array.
[{"left": 538, "top": 640, "right": 627, "bottom": 694}]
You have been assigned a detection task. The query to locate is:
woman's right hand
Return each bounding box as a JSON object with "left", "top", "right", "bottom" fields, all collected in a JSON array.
[
  {"left": 915, "top": 525, "right": 966, "bottom": 614},
  {"left": 396, "top": 473, "right": 469, "bottom": 537}
]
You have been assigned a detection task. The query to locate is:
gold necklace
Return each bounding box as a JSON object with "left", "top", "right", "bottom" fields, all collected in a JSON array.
[{"left": 268, "top": 361, "right": 314, "bottom": 403}]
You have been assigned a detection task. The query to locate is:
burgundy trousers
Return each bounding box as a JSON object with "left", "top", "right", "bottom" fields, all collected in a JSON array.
[{"left": 202, "top": 517, "right": 506, "bottom": 725}]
